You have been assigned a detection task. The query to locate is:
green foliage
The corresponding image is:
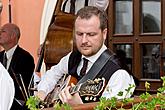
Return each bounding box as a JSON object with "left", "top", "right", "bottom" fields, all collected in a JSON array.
[
  {"left": 95, "top": 84, "right": 135, "bottom": 110},
  {"left": 132, "top": 76, "right": 165, "bottom": 110},
  {"left": 95, "top": 76, "right": 165, "bottom": 110},
  {"left": 94, "top": 97, "right": 117, "bottom": 110},
  {"left": 61, "top": 103, "right": 73, "bottom": 110},
  {"left": 139, "top": 92, "right": 151, "bottom": 101},
  {"left": 54, "top": 102, "right": 73, "bottom": 110},
  {"left": 26, "top": 96, "right": 40, "bottom": 110},
  {"left": 26, "top": 96, "right": 73, "bottom": 110}
]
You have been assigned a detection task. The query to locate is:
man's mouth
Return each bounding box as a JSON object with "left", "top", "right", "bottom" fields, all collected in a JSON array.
[{"left": 81, "top": 46, "right": 91, "bottom": 50}]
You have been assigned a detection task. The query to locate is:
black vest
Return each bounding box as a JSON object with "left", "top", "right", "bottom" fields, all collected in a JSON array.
[{"left": 68, "top": 49, "right": 121, "bottom": 102}]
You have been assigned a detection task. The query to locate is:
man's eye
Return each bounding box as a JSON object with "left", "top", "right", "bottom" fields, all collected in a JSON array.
[
  {"left": 76, "top": 33, "right": 83, "bottom": 36},
  {"left": 0, "top": 30, "right": 6, "bottom": 33},
  {"left": 87, "top": 33, "right": 96, "bottom": 36}
]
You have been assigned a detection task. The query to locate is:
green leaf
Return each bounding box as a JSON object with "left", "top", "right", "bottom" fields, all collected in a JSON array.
[
  {"left": 26, "top": 96, "right": 40, "bottom": 110},
  {"left": 117, "top": 91, "right": 123, "bottom": 96}
]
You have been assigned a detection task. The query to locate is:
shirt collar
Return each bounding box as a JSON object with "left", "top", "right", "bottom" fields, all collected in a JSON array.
[
  {"left": 5, "top": 45, "right": 18, "bottom": 59},
  {"left": 82, "top": 44, "right": 107, "bottom": 63}
]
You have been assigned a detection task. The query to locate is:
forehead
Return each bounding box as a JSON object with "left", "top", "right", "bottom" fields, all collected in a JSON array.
[
  {"left": 75, "top": 15, "right": 100, "bottom": 24},
  {"left": 75, "top": 16, "right": 100, "bottom": 30}
]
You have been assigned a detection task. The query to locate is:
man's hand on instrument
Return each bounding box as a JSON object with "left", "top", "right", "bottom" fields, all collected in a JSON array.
[
  {"left": 35, "top": 90, "right": 46, "bottom": 101},
  {"left": 58, "top": 86, "right": 83, "bottom": 105}
]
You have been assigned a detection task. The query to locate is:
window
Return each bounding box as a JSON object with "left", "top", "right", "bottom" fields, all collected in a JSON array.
[{"left": 107, "top": 0, "right": 165, "bottom": 94}]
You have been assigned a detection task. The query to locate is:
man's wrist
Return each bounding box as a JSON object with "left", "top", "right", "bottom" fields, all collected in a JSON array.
[{"left": 36, "top": 90, "right": 46, "bottom": 101}]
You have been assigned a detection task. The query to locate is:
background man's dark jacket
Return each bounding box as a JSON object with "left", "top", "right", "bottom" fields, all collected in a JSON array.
[{"left": 0, "top": 45, "right": 35, "bottom": 110}]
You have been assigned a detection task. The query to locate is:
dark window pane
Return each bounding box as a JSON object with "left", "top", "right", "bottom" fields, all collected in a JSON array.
[
  {"left": 114, "top": 44, "right": 132, "bottom": 72},
  {"left": 142, "top": 0, "right": 161, "bottom": 33},
  {"left": 141, "top": 44, "right": 160, "bottom": 79}
]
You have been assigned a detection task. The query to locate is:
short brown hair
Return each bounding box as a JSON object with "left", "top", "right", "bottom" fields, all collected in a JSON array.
[{"left": 76, "top": 6, "right": 108, "bottom": 31}]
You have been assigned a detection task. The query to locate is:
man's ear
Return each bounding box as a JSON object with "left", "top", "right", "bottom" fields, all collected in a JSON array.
[
  {"left": 103, "top": 28, "right": 107, "bottom": 40},
  {"left": 10, "top": 31, "right": 15, "bottom": 38},
  {"left": 11, "top": 32, "right": 18, "bottom": 42}
]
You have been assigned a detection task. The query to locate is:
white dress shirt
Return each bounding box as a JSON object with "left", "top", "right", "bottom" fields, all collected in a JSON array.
[
  {"left": 38, "top": 44, "right": 135, "bottom": 99},
  {"left": 5, "top": 45, "right": 18, "bottom": 70},
  {"left": 0, "top": 62, "right": 15, "bottom": 110}
]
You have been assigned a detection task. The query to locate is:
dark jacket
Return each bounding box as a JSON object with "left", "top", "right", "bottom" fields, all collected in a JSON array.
[{"left": 0, "top": 45, "right": 35, "bottom": 110}]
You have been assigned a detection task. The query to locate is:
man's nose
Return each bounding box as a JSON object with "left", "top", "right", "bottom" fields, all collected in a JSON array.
[{"left": 82, "top": 34, "right": 88, "bottom": 43}]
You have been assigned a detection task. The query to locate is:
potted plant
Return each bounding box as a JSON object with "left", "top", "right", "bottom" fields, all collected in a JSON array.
[{"left": 26, "top": 76, "right": 165, "bottom": 110}]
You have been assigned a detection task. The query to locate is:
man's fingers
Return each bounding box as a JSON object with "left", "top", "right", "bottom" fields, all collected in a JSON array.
[
  {"left": 59, "top": 86, "right": 71, "bottom": 103},
  {"left": 58, "top": 90, "right": 65, "bottom": 103},
  {"left": 64, "top": 86, "right": 72, "bottom": 100}
]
